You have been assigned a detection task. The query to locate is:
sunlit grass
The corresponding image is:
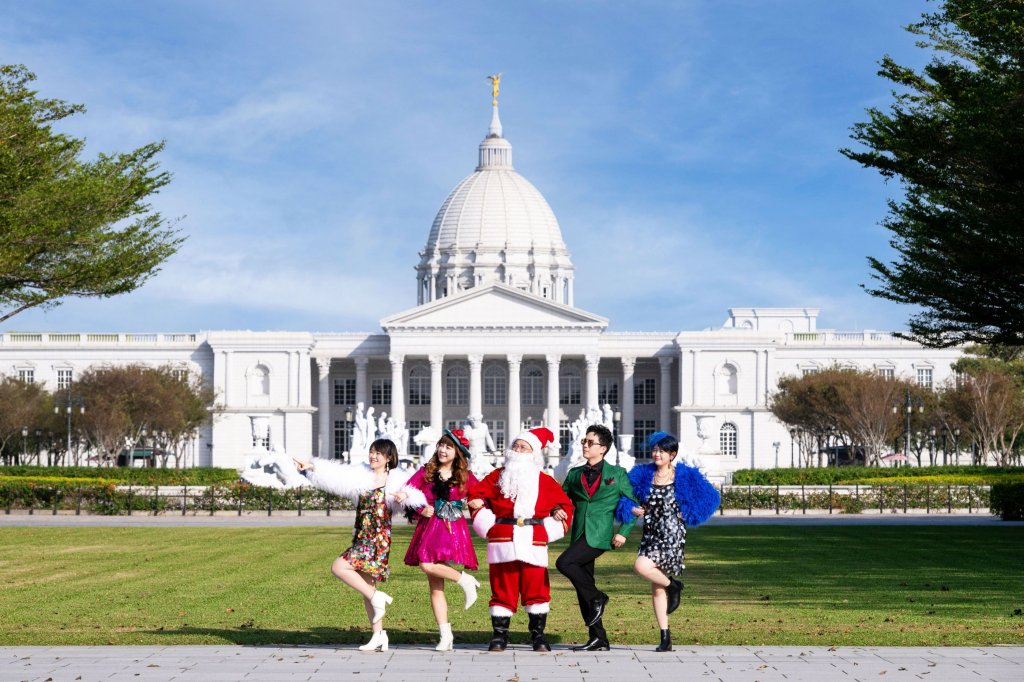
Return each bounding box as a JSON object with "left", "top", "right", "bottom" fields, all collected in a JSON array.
[{"left": 1, "top": 525, "right": 1021, "bottom": 646}]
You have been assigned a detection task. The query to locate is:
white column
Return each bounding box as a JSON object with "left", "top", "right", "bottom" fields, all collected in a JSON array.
[
  {"left": 298, "top": 350, "right": 311, "bottom": 407},
  {"left": 763, "top": 349, "right": 772, "bottom": 406},
  {"left": 545, "top": 354, "right": 561, "bottom": 437},
  {"left": 659, "top": 356, "right": 673, "bottom": 432},
  {"left": 585, "top": 354, "right": 600, "bottom": 411},
  {"left": 507, "top": 354, "right": 522, "bottom": 436},
  {"left": 690, "top": 350, "right": 700, "bottom": 406},
  {"left": 389, "top": 354, "right": 405, "bottom": 425},
  {"left": 289, "top": 351, "right": 300, "bottom": 407},
  {"left": 354, "top": 357, "right": 369, "bottom": 406},
  {"left": 429, "top": 354, "right": 444, "bottom": 431},
  {"left": 621, "top": 357, "right": 636, "bottom": 436},
  {"left": 221, "top": 350, "right": 232, "bottom": 406},
  {"left": 468, "top": 354, "right": 483, "bottom": 418},
  {"left": 316, "top": 358, "right": 331, "bottom": 458},
  {"left": 755, "top": 349, "right": 764, "bottom": 406},
  {"left": 567, "top": 277, "right": 575, "bottom": 307}
]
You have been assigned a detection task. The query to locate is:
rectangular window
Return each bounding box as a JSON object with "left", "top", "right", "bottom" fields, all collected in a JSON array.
[
  {"left": 407, "top": 420, "right": 428, "bottom": 458},
  {"left": 56, "top": 368, "right": 73, "bottom": 390},
  {"left": 446, "top": 420, "right": 459, "bottom": 431},
  {"left": 171, "top": 368, "right": 188, "bottom": 383},
  {"left": 559, "top": 374, "right": 581, "bottom": 405},
  {"left": 634, "top": 419, "right": 656, "bottom": 457},
  {"left": 408, "top": 373, "right": 430, "bottom": 405},
  {"left": 485, "top": 419, "right": 506, "bottom": 451},
  {"left": 598, "top": 378, "right": 619, "bottom": 406},
  {"left": 334, "top": 420, "right": 353, "bottom": 459},
  {"left": 522, "top": 370, "right": 544, "bottom": 406},
  {"left": 801, "top": 367, "right": 819, "bottom": 377},
  {"left": 559, "top": 419, "right": 571, "bottom": 455},
  {"left": 877, "top": 367, "right": 895, "bottom": 380},
  {"left": 634, "top": 378, "right": 656, "bottom": 405},
  {"left": 917, "top": 368, "right": 933, "bottom": 389},
  {"left": 446, "top": 374, "right": 468, "bottom": 406},
  {"left": 371, "top": 378, "right": 392, "bottom": 405},
  {"left": 18, "top": 368, "right": 34, "bottom": 384},
  {"left": 484, "top": 372, "right": 506, "bottom": 405},
  {"left": 334, "top": 378, "right": 356, "bottom": 406}
]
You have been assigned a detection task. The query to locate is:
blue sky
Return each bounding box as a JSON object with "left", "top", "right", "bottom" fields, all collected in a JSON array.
[{"left": 2, "top": 0, "right": 934, "bottom": 334}]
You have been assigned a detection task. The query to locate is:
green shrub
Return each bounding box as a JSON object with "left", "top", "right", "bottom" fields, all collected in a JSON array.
[
  {"left": 732, "top": 466, "right": 1024, "bottom": 486},
  {"left": 0, "top": 465, "right": 239, "bottom": 486},
  {"left": 989, "top": 482, "right": 1024, "bottom": 521}
]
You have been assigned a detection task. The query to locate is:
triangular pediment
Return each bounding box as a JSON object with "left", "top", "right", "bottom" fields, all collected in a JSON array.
[{"left": 381, "top": 284, "right": 607, "bottom": 331}]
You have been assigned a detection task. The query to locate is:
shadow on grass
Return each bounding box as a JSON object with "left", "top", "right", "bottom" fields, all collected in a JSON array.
[{"left": 144, "top": 626, "right": 563, "bottom": 646}]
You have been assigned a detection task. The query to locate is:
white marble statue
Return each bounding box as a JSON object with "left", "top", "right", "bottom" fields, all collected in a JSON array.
[
  {"left": 465, "top": 414, "right": 496, "bottom": 477},
  {"left": 553, "top": 404, "right": 622, "bottom": 483},
  {"left": 695, "top": 414, "right": 721, "bottom": 456},
  {"left": 240, "top": 449, "right": 309, "bottom": 489}
]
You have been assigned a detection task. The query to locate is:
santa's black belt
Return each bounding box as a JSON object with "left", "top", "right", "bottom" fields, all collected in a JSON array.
[{"left": 495, "top": 517, "right": 544, "bottom": 527}]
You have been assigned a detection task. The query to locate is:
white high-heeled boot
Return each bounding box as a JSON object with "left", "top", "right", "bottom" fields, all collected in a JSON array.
[
  {"left": 358, "top": 629, "right": 388, "bottom": 652},
  {"left": 369, "top": 589, "right": 393, "bottom": 623},
  {"left": 456, "top": 572, "right": 480, "bottom": 610},
  {"left": 435, "top": 623, "right": 454, "bottom": 651}
]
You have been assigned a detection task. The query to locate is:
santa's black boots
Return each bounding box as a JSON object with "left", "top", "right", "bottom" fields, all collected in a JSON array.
[
  {"left": 488, "top": 616, "right": 511, "bottom": 652},
  {"left": 528, "top": 613, "right": 551, "bottom": 652}
]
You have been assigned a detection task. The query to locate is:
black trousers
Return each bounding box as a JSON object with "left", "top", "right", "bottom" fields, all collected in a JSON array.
[{"left": 556, "top": 535, "right": 607, "bottom": 638}]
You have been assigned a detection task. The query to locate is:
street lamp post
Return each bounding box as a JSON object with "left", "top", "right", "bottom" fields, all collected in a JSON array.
[
  {"left": 56, "top": 390, "right": 86, "bottom": 465},
  {"left": 952, "top": 427, "right": 961, "bottom": 466},
  {"left": 928, "top": 426, "right": 937, "bottom": 466},
  {"left": 789, "top": 428, "right": 797, "bottom": 468},
  {"left": 20, "top": 426, "right": 28, "bottom": 465},
  {"left": 772, "top": 441, "right": 780, "bottom": 469}
]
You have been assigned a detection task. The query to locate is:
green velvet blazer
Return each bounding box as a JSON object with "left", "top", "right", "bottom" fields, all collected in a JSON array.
[{"left": 561, "top": 461, "right": 639, "bottom": 550}]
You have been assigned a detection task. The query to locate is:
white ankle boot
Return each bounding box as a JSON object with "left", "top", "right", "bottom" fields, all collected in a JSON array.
[
  {"left": 358, "top": 629, "right": 388, "bottom": 652},
  {"left": 456, "top": 572, "right": 480, "bottom": 610},
  {"left": 369, "top": 589, "right": 393, "bottom": 623},
  {"left": 435, "top": 623, "right": 454, "bottom": 651}
]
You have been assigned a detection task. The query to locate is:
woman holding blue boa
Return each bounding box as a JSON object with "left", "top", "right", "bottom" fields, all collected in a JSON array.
[{"left": 615, "top": 431, "right": 720, "bottom": 652}]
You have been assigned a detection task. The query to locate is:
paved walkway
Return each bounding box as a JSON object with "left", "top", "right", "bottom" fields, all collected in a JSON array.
[{"left": 2, "top": 644, "right": 1022, "bottom": 681}]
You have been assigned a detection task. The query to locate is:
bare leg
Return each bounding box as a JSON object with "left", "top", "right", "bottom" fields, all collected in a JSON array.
[
  {"left": 332, "top": 557, "right": 382, "bottom": 633},
  {"left": 634, "top": 556, "right": 671, "bottom": 630},
  {"left": 421, "top": 561, "right": 462, "bottom": 582},
  {"left": 426, "top": 574, "right": 448, "bottom": 626}
]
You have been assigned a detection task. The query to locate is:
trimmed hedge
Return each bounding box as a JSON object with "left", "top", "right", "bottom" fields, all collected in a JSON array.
[
  {"left": 732, "top": 465, "right": 1024, "bottom": 486},
  {"left": 0, "top": 465, "right": 239, "bottom": 486},
  {"left": 989, "top": 482, "right": 1024, "bottom": 521},
  {"left": 719, "top": 484, "right": 988, "bottom": 513}
]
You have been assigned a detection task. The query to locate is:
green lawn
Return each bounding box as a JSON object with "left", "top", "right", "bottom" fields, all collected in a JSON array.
[{"left": 1, "top": 525, "right": 1022, "bottom": 646}]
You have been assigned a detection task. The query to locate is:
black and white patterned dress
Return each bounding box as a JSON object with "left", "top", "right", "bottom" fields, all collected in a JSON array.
[{"left": 638, "top": 483, "right": 687, "bottom": 576}]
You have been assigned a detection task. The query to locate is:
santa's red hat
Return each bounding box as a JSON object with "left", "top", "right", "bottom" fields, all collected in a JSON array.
[{"left": 511, "top": 427, "right": 556, "bottom": 454}]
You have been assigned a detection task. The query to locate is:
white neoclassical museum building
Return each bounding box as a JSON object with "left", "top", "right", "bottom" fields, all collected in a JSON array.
[{"left": 0, "top": 102, "right": 962, "bottom": 480}]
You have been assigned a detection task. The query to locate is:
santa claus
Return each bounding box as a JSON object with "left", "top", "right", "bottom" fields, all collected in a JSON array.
[{"left": 468, "top": 427, "right": 573, "bottom": 652}]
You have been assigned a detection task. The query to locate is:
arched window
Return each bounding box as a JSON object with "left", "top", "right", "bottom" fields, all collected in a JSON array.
[
  {"left": 446, "top": 365, "right": 468, "bottom": 406},
  {"left": 718, "top": 364, "right": 738, "bottom": 396},
  {"left": 484, "top": 365, "right": 507, "bottom": 405},
  {"left": 408, "top": 365, "right": 431, "bottom": 405},
  {"left": 522, "top": 365, "right": 544, "bottom": 406},
  {"left": 247, "top": 365, "right": 270, "bottom": 396},
  {"left": 559, "top": 365, "right": 581, "bottom": 405},
  {"left": 720, "top": 422, "right": 737, "bottom": 457}
]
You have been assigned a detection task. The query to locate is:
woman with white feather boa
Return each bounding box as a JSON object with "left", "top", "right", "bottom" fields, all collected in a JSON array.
[{"left": 296, "top": 438, "right": 426, "bottom": 652}]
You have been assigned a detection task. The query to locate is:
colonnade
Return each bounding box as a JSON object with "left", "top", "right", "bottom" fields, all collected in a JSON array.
[{"left": 314, "top": 353, "right": 670, "bottom": 458}]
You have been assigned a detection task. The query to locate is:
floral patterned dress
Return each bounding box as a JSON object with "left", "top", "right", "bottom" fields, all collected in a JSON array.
[
  {"left": 637, "top": 483, "right": 687, "bottom": 576},
  {"left": 341, "top": 486, "right": 392, "bottom": 582}
]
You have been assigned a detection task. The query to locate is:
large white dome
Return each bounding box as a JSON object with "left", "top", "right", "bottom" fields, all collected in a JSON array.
[{"left": 416, "top": 106, "right": 575, "bottom": 306}]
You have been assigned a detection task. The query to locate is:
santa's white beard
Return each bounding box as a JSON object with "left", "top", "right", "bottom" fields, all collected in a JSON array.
[{"left": 499, "top": 450, "right": 541, "bottom": 518}]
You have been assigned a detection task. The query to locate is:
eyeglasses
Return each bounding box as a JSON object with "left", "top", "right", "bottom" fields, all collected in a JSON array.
[
  {"left": 510, "top": 441, "right": 533, "bottom": 453},
  {"left": 580, "top": 439, "right": 602, "bottom": 448}
]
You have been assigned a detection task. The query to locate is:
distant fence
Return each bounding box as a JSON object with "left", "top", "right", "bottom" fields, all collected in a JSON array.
[{"left": 0, "top": 482, "right": 991, "bottom": 517}]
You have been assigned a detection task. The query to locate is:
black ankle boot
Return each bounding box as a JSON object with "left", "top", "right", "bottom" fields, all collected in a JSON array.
[
  {"left": 655, "top": 628, "right": 672, "bottom": 652},
  {"left": 572, "top": 620, "right": 610, "bottom": 651},
  {"left": 488, "top": 616, "right": 511, "bottom": 652},
  {"left": 528, "top": 612, "right": 551, "bottom": 652},
  {"left": 666, "top": 578, "right": 683, "bottom": 615}
]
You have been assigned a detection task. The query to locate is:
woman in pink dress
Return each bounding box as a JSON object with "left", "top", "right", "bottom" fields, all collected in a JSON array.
[{"left": 395, "top": 429, "right": 481, "bottom": 651}]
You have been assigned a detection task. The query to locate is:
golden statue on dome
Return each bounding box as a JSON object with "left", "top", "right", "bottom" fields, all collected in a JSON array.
[{"left": 487, "top": 73, "right": 501, "bottom": 106}]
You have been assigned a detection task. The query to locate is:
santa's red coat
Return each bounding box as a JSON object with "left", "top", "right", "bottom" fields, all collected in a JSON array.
[{"left": 469, "top": 468, "right": 573, "bottom": 567}]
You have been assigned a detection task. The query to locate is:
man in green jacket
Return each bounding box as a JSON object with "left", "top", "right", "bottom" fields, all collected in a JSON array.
[{"left": 554, "top": 424, "right": 639, "bottom": 651}]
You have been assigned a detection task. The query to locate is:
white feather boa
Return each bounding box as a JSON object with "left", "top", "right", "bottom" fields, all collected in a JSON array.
[{"left": 304, "top": 458, "right": 419, "bottom": 513}]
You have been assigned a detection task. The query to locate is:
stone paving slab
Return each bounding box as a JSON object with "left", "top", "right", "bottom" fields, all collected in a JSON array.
[{"left": 2, "top": 645, "right": 1022, "bottom": 682}]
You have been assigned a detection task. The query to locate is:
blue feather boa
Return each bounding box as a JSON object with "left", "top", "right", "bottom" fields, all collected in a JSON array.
[{"left": 615, "top": 462, "right": 720, "bottom": 528}]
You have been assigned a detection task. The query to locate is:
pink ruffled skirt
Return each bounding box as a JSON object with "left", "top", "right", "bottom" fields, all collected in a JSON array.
[{"left": 404, "top": 515, "right": 478, "bottom": 569}]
